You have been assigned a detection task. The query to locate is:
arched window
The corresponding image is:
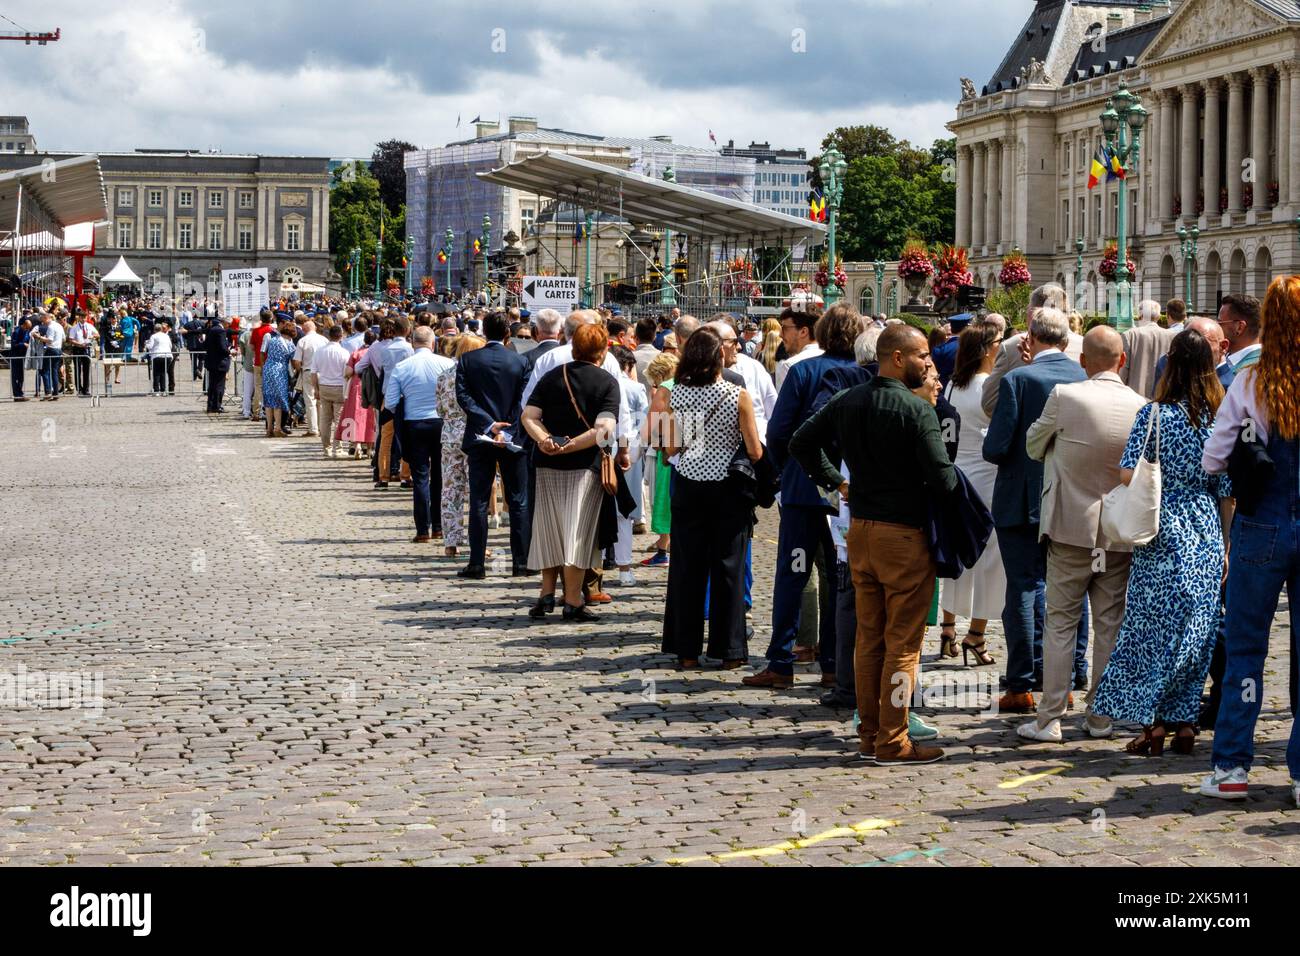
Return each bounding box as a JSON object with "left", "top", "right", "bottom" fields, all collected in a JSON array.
[
  {"left": 208, "top": 268, "right": 220, "bottom": 294},
  {"left": 1159, "top": 255, "right": 1176, "bottom": 303},
  {"left": 859, "top": 285, "right": 875, "bottom": 316},
  {"left": 1204, "top": 251, "right": 1222, "bottom": 311},
  {"left": 1228, "top": 249, "right": 1246, "bottom": 294},
  {"left": 147, "top": 268, "right": 162, "bottom": 293},
  {"left": 88, "top": 268, "right": 101, "bottom": 286},
  {"left": 282, "top": 267, "right": 303, "bottom": 286},
  {"left": 176, "top": 268, "right": 192, "bottom": 294},
  {"left": 1253, "top": 247, "right": 1273, "bottom": 297},
  {"left": 887, "top": 280, "right": 898, "bottom": 314}
]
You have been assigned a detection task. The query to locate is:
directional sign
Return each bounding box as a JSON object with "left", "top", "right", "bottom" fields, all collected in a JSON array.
[
  {"left": 221, "top": 268, "right": 270, "bottom": 317},
  {"left": 521, "top": 275, "right": 579, "bottom": 311}
]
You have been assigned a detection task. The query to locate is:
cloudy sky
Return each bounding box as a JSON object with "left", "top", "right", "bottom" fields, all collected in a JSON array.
[{"left": 1, "top": 0, "right": 1030, "bottom": 157}]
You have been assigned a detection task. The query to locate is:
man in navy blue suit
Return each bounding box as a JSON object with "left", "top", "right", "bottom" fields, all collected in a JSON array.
[
  {"left": 983, "top": 307, "right": 1087, "bottom": 713},
  {"left": 455, "top": 311, "right": 532, "bottom": 579}
]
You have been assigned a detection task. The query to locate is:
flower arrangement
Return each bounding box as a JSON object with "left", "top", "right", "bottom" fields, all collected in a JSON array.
[
  {"left": 722, "top": 256, "right": 762, "bottom": 299},
  {"left": 385, "top": 277, "right": 402, "bottom": 297},
  {"left": 1244, "top": 183, "right": 1254, "bottom": 209},
  {"left": 1220, "top": 187, "right": 1229, "bottom": 214},
  {"left": 931, "top": 244, "right": 973, "bottom": 299},
  {"left": 1098, "top": 242, "right": 1136, "bottom": 281},
  {"left": 998, "top": 248, "right": 1031, "bottom": 290},
  {"left": 1172, "top": 195, "right": 1182, "bottom": 217},
  {"left": 420, "top": 276, "right": 435, "bottom": 297},
  {"left": 813, "top": 254, "right": 847, "bottom": 292},
  {"left": 1268, "top": 181, "right": 1280, "bottom": 208},
  {"left": 897, "top": 239, "right": 934, "bottom": 280},
  {"left": 1194, "top": 192, "right": 1205, "bottom": 216}
]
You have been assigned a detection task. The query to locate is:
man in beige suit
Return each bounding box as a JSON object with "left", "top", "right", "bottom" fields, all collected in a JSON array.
[
  {"left": 981, "top": 283, "right": 1084, "bottom": 417},
  {"left": 1017, "top": 326, "right": 1147, "bottom": 742},
  {"left": 1119, "top": 299, "right": 1176, "bottom": 398}
]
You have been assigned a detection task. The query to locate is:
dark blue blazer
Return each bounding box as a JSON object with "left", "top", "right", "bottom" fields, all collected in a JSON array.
[
  {"left": 1153, "top": 353, "right": 1235, "bottom": 394},
  {"left": 455, "top": 341, "right": 529, "bottom": 454},
  {"left": 982, "top": 351, "right": 1087, "bottom": 528},
  {"left": 522, "top": 339, "right": 561, "bottom": 377},
  {"left": 932, "top": 336, "right": 960, "bottom": 389},
  {"left": 767, "top": 353, "right": 859, "bottom": 510}
]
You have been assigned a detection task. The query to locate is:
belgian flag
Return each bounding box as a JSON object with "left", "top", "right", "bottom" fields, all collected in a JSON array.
[{"left": 1088, "top": 144, "right": 1125, "bottom": 190}]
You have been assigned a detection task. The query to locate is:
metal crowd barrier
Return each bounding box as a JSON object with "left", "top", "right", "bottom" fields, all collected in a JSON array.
[{"left": 3, "top": 350, "right": 242, "bottom": 404}]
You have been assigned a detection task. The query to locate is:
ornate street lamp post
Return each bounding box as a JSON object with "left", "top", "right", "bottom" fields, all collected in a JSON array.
[
  {"left": 819, "top": 147, "right": 848, "bottom": 306},
  {"left": 1075, "top": 237, "right": 1085, "bottom": 310},
  {"left": 373, "top": 237, "right": 382, "bottom": 299},
  {"left": 443, "top": 228, "right": 454, "bottom": 296},
  {"left": 479, "top": 215, "right": 491, "bottom": 294},
  {"left": 348, "top": 247, "right": 360, "bottom": 299},
  {"left": 873, "top": 260, "right": 885, "bottom": 315},
  {"left": 582, "top": 212, "right": 595, "bottom": 307},
  {"left": 404, "top": 236, "right": 415, "bottom": 296},
  {"left": 1100, "top": 81, "right": 1147, "bottom": 330},
  {"left": 661, "top": 167, "right": 678, "bottom": 307},
  {"left": 1176, "top": 223, "right": 1200, "bottom": 309}
]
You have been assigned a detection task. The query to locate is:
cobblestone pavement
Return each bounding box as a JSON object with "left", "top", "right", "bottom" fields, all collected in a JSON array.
[{"left": 2, "top": 392, "right": 1298, "bottom": 867}]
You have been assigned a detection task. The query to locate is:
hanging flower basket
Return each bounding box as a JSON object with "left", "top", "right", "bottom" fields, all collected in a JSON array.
[
  {"left": 385, "top": 278, "right": 402, "bottom": 298},
  {"left": 1098, "top": 242, "right": 1135, "bottom": 282},
  {"left": 813, "top": 254, "right": 847, "bottom": 292},
  {"left": 420, "top": 276, "right": 436, "bottom": 297},
  {"left": 998, "top": 249, "right": 1032, "bottom": 289},
  {"left": 897, "top": 239, "right": 934, "bottom": 281}
]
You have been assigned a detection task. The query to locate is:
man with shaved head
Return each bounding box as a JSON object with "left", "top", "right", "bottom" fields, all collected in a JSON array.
[
  {"left": 1017, "top": 325, "right": 1146, "bottom": 742},
  {"left": 1152, "top": 315, "right": 1233, "bottom": 393}
]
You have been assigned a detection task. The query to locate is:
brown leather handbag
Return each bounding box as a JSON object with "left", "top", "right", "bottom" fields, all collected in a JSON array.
[{"left": 562, "top": 364, "right": 618, "bottom": 494}]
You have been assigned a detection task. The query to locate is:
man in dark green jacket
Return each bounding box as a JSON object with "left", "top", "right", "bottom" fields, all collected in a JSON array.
[{"left": 789, "top": 323, "right": 957, "bottom": 766}]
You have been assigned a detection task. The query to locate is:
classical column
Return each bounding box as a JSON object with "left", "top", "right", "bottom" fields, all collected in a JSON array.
[
  {"left": 265, "top": 187, "right": 276, "bottom": 252},
  {"left": 1278, "top": 63, "right": 1291, "bottom": 208},
  {"left": 971, "top": 142, "right": 986, "bottom": 250},
  {"left": 1203, "top": 80, "right": 1222, "bottom": 221},
  {"left": 1290, "top": 62, "right": 1300, "bottom": 206},
  {"left": 321, "top": 187, "right": 331, "bottom": 259},
  {"left": 256, "top": 184, "right": 266, "bottom": 252},
  {"left": 226, "top": 187, "right": 236, "bottom": 256},
  {"left": 955, "top": 145, "right": 972, "bottom": 247},
  {"left": 1250, "top": 66, "right": 1272, "bottom": 209},
  {"left": 985, "top": 139, "right": 1001, "bottom": 249},
  {"left": 135, "top": 185, "right": 144, "bottom": 249},
  {"left": 196, "top": 184, "right": 207, "bottom": 253},
  {"left": 1227, "top": 74, "right": 1246, "bottom": 213},
  {"left": 1159, "top": 90, "right": 1177, "bottom": 219},
  {"left": 1180, "top": 84, "right": 1200, "bottom": 221},
  {"left": 1000, "top": 138, "right": 1014, "bottom": 247}
]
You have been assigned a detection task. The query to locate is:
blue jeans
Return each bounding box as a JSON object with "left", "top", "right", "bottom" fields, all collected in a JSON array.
[
  {"left": 1213, "top": 432, "right": 1300, "bottom": 778},
  {"left": 765, "top": 504, "right": 836, "bottom": 676},
  {"left": 40, "top": 348, "right": 61, "bottom": 395},
  {"left": 998, "top": 524, "right": 1044, "bottom": 694},
  {"left": 400, "top": 418, "right": 442, "bottom": 538}
]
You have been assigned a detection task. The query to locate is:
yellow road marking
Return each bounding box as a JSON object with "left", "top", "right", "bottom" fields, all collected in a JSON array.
[
  {"left": 998, "top": 765, "right": 1070, "bottom": 790},
  {"left": 666, "top": 817, "right": 898, "bottom": 864}
]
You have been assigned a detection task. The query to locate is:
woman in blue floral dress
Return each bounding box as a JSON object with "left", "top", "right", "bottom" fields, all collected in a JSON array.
[
  {"left": 261, "top": 322, "right": 295, "bottom": 437},
  {"left": 1092, "top": 330, "right": 1232, "bottom": 756}
]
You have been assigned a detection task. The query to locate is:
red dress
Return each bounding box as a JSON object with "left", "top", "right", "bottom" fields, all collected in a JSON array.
[{"left": 335, "top": 347, "right": 377, "bottom": 445}]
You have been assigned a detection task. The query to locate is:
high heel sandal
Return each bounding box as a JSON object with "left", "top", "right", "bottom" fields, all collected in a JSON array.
[
  {"left": 1125, "top": 724, "right": 1166, "bottom": 757},
  {"left": 961, "top": 631, "right": 994, "bottom": 667},
  {"left": 1170, "top": 722, "right": 1196, "bottom": 755},
  {"left": 939, "top": 624, "right": 959, "bottom": 659}
]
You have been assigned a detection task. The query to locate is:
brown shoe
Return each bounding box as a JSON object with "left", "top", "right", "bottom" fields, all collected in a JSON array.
[
  {"left": 741, "top": 669, "right": 794, "bottom": 689},
  {"left": 875, "top": 744, "right": 946, "bottom": 766},
  {"left": 411, "top": 535, "right": 431, "bottom": 543},
  {"left": 719, "top": 659, "right": 746, "bottom": 671},
  {"left": 794, "top": 645, "right": 817, "bottom": 664},
  {"left": 820, "top": 673, "right": 837, "bottom": 688},
  {"left": 585, "top": 592, "right": 613, "bottom": 605},
  {"left": 998, "top": 691, "right": 1036, "bottom": 714}
]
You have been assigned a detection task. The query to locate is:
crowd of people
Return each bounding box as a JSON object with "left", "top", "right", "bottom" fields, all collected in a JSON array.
[{"left": 9, "top": 277, "right": 1300, "bottom": 807}]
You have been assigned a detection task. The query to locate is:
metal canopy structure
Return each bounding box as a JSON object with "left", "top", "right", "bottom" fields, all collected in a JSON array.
[
  {"left": 0, "top": 154, "right": 109, "bottom": 236},
  {"left": 477, "top": 150, "right": 827, "bottom": 243}
]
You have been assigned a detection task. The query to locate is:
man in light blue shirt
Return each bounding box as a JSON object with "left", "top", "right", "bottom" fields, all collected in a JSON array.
[{"left": 385, "top": 326, "right": 455, "bottom": 542}]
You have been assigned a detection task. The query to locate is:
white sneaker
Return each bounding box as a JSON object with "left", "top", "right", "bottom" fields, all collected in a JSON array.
[
  {"left": 1200, "top": 767, "right": 1249, "bottom": 800},
  {"left": 323, "top": 450, "right": 333, "bottom": 460},
  {"left": 1086, "top": 716, "right": 1114, "bottom": 739},
  {"left": 618, "top": 571, "right": 636, "bottom": 587},
  {"left": 1016, "top": 719, "right": 1062, "bottom": 743},
  {"left": 1292, "top": 780, "right": 1299, "bottom": 809}
]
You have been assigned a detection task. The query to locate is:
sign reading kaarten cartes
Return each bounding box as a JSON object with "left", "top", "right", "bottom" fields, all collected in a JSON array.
[
  {"left": 221, "top": 268, "right": 270, "bottom": 317},
  {"left": 521, "top": 276, "right": 579, "bottom": 311}
]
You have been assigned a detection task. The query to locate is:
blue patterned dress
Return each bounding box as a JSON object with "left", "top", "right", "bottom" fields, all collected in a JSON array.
[
  {"left": 261, "top": 334, "right": 294, "bottom": 412},
  {"left": 1092, "top": 401, "right": 1231, "bottom": 726}
]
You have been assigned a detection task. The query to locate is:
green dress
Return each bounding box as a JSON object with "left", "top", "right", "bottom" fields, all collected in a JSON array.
[{"left": 650, "top": 380, "right": 675, "bottom": 535}]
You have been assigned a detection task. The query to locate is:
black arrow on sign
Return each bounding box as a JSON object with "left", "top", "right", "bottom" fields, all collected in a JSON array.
[
  {"left": 524, "top": 280, "right": 536, "bottom": 298},
  {"left": 255, "top": 275, "right": 266, "bottom": 284}
]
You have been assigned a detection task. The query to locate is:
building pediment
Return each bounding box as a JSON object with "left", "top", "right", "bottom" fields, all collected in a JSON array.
[{"left": 1143, "top": 0, "right": 1288, "bottom": 61}]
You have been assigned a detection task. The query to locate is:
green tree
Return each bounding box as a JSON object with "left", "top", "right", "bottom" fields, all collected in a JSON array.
[
  {"left": 328, "top": 162, "right": 408, "bottom": 288},
  {"left": 371, "top": 139, "right": 416, "bottom": 216}
]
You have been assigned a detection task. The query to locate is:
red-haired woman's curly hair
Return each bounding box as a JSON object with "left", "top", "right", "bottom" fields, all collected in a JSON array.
[{"left": 1255, "top": 275, "right": 1300, "bottom": 440}]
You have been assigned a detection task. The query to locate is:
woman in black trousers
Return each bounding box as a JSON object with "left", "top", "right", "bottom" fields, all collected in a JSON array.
[{"left": 660, "top": 326, "right": 765, "bottom": 669}]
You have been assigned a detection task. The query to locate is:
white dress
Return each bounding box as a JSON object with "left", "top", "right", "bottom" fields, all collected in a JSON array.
[{"left": 940, "top": 373, "right": 1007, "bottom": 621}]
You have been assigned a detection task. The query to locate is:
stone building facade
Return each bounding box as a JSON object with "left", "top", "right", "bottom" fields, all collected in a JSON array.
[
  {"left": 948, "top": 0, "right": 1300, "bottom": 314},
  {"left": 0, "top": 148, "right": 336, "bottom": 300}
]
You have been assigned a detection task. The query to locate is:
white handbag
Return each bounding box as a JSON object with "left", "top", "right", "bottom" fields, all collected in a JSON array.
[{"left": 1100, "top": 405, "right": 1161, "bottom": 547}]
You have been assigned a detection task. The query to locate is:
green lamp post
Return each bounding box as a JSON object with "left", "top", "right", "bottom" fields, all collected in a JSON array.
[
  {"left": 404, "top": 236, "right": 415, "bottom": 296},
  {"left": 443, "top": 228, "right": 454, "bottom": 295},
  {"left": 872, "top": 260, "right": 885, "bottom": 315},
  {"left": 1074, "top": 237, "right": 1085, "bottom": 310},
  {"left": 479, "top": 215, "right": 491, "bottom": 294},
  {"left": 373, "top": 237, "right": 382, "bottom": 299},
  {"left": 1100, "top": 81, "right": 1147, "bottom": 330},
  {"left": 348, "top": 247, "right": 360, "bottom": 299},
  {"left": 819, "top": 147, "right": 848, "bottom": 305},
  {"left": 582, "top": 211, "right": 595, "bottom": 307},
  {"left": 1176, "top": 223, "right": 1200, "bottom": 309},
  {"left": 661, "top": 167, "right": 678, "bottom": 307}
]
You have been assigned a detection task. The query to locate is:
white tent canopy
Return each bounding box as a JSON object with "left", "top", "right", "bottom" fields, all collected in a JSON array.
[
  {"left": 0, "top": 221, "right": 106, "bottom": 253},
  {"left": 101, "top": 255, "right": 143, "bottom": 284}
]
